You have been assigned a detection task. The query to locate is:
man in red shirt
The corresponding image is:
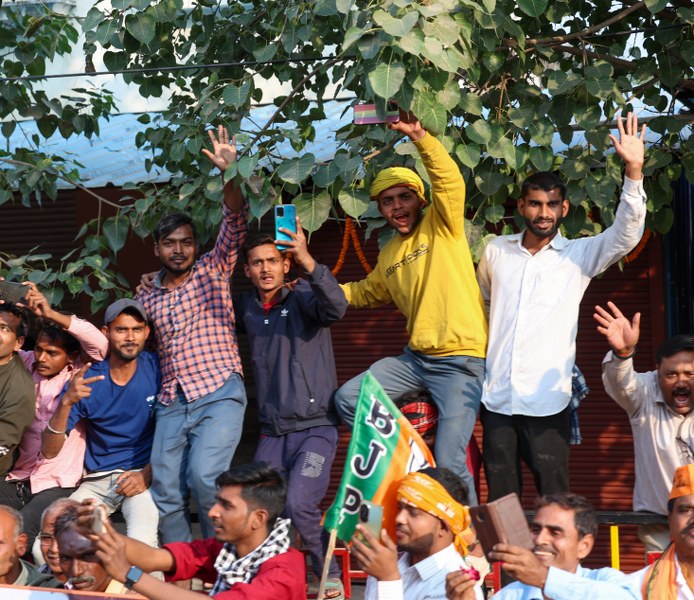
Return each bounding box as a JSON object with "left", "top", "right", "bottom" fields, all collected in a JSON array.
[{"left": 80, "top": 463, "right": 306, "bottom": 600}]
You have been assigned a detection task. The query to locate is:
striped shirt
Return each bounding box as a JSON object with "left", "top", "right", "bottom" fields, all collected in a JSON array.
[{"left": 137, "top": 205, "right": 248, "bottom": 406}]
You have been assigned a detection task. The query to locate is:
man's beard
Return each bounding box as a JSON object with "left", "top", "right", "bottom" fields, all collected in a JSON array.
[{"left": 525, "top": 214, "right": 564, "bottom": 239}]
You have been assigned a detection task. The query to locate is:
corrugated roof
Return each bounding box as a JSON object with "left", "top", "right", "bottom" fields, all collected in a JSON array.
[{"left": 6, "top": 99, "right": 355, "bottom": 189}]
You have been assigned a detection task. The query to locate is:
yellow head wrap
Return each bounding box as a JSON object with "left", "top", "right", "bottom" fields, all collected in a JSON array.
[
  {"left": 669, "top": 464, "right": 694, "bottom": 501},
  {"left": 370, "top": 167, "right": 427, "bottom": 206},
  {"left": 397, "top": 471, "right": 471, "bottom": 556}
]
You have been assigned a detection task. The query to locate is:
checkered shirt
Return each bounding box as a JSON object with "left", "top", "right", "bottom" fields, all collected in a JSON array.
[{"left": 137, "top": 204, "right": 248, "bottom": 406}]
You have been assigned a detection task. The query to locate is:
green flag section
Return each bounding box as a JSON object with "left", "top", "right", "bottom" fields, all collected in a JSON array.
[{"left": 324, "top": 372, "right": 435, "bottom": 543}]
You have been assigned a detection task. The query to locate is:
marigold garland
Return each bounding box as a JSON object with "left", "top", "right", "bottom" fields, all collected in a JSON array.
[
  {"left": 623, "top": 229, "right": 652, "bottom": 264},
  {"left": 331, "top": 217, "right": 373, "bottom": 275}
]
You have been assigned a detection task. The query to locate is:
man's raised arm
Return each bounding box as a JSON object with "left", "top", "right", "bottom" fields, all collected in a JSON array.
[{"left": 202, "top": 125, "right": 244, "bottom": 212}]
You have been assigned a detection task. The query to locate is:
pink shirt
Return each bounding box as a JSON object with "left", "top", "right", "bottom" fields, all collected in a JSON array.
[{"left": 6, "top": 316, "right": 108, "bottom": 493}]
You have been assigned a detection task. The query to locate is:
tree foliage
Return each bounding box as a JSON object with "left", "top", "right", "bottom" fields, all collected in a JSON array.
[{"left": 1, "top": 0, "right": 693, "bottom": 307}]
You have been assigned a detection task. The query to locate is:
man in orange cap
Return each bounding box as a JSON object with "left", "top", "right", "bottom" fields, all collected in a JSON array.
[
  {"left": 629, "top": 463, "right": 694, "bottom": 598},
  {"left": 350, "top": 467, "right": 484, "bottom": 600},
  {"left": 334, "top": 112, "right": 488, "bottom": 505}
]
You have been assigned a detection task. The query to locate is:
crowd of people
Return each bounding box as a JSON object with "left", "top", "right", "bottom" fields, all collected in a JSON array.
[{"left": 0, "top": 108, "right": 692, "bottom": 600}]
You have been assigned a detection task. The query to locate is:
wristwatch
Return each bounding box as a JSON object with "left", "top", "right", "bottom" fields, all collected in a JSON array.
[{"left": 124, "top": 565, "right": 144, "bottom": 589}]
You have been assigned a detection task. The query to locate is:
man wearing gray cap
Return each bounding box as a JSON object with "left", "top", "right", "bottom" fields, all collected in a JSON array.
[{"left": 41, "top": 299, "right": 161, "bottom": 546}]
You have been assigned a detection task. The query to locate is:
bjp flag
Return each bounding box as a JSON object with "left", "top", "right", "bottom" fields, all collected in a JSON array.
[{"left": 323, "top": 372, "right": 435, "bottom": 543}]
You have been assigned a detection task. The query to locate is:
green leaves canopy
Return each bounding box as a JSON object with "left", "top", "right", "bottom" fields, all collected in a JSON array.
[{"left": 1, "top": 0, "right": 693, "bottom": 306}]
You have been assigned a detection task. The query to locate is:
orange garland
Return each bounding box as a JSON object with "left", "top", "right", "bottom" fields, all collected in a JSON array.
[
  {"left": 331, "top": 217, "right": 373, "bottom": 276},
  {"left": 623, "top": 229, "right": 652, "bottom": 264}
]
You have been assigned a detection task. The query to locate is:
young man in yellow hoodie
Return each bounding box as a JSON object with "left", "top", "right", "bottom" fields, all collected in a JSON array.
[{"left": 334, "top": 112, "right": 487, "bottom": 504}]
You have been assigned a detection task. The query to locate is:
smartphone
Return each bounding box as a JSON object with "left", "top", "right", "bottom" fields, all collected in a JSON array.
[
  {"left": 469, "top": 493, "right": 533, "bottom": 561},
  {"left": 0, "top": 281, "right": 28, "bottom": 304},
  {"left": 357, "top": 501, "right": 383, "bottom": 547},
  {"left": 353, "top": 102, "right": 400, "bottom": 125},
  {"left": 274, "top": 204, "right": 297, "bottom": 251},
  {"left": 92, "top": 504, "right": 108, "bottom": 535}
]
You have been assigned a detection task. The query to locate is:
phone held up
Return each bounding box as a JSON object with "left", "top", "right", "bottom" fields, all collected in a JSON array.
[
  {"left": 274, "top": 204, "right": 297, "bottom": 251},
  {"left": 353, "top": 102, "right": 400, "bottom": 125},
  {"left": 469, "top": 493, "right": 533, "bottom": 561},
  {"left": 356, "top": 501, "right": 383, "bottom": 548},
  {"left": 0, "top": 281, "right": 29, "bottom": 304}
]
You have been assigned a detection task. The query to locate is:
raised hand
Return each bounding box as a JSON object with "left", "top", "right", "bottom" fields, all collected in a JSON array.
[
  {"left": 201, "top": 125, "right": 237, "bottom": 173},
  {"left": 609, "top": 112, "right": 646, "bottom": 179},
  {"left": 388, "top": 109, "right": 426, "bottom": 142},
  {"left": 350, "top": 524, "right": 400, "bottom": 582},
  {"left": 63, "top": 363, "right": 105, "bottom": 406},
  {"left": 276, "top": 216, "right": 316, "bottom": 274},
  {"left": 594, "top": 301, "right": 640, "bottom": 355}
]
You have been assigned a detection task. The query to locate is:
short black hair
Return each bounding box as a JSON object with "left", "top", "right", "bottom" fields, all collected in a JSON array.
[
  {"left": 418, "top": 466, "right": 469, "bottom": 506},
  {"left": 53, "top": 504, "right": 79, "bottom": 538},
  {"left": 520, "top": 172, "right": 566, "bottom": 201},
  {"left": 657, "top": 335, "right": 694, "bottom": 364},
  {"left": 37, "top": 323, "right": 80, "bottom": 356},
  {"left": 0, "top": 303, "right": 28, "bottom": 339},
  {"left": 241, "top": 233, "right": 282, "bottom": 264},
  {"left": 536, "top": 492, "right": 597, "bottom": 539},
  {"left": 216, "top": 462, "right": 287, "bottom": 528},
  {"left": 153, "top": 213, "right": 197, "bottom": 243},
  {"left": 395, "top": 389, "right": 434, "bottom": 408}
]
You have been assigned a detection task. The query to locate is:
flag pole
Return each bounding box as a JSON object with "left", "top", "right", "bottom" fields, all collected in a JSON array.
[{"left": 317, "top": 528, "right": 338, "bottom": 599}]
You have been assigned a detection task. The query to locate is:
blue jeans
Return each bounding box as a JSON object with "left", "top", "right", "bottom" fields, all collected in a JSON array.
[
  {"left": 334, "top": 348, "right": 484, "bottom": 505},
  {"left": 150, "top": 373, "right": 247, "bottom": 543}
]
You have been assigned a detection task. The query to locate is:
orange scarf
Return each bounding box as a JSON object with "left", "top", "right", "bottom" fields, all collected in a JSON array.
[
  {"left": 643, "top": 543, "right": 694, "bottom": 599},
  {"left": 397, "top": 471, "right": 471, "bottom": 556}
]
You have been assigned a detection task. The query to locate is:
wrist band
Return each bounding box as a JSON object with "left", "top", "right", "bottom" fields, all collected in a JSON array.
[
  {"left": 46, "top": 422, "right": 66, "bottom": 435},
  {"left": 614, "top": 348, "right": 636, "bottom": 360}
]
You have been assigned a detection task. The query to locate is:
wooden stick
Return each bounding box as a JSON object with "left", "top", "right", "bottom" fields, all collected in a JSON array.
[{"left": 318, "top": 528, "right": 338, "bottom": 599}]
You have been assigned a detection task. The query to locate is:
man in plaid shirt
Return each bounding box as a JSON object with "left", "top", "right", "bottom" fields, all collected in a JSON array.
[{"left": 137, "top": 125, "right": 248, "bottom": 545}]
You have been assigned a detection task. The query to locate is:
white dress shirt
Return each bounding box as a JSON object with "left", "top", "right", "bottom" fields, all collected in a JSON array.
[
  {"left": 602, "top": 352, "right": 694, "bottom": 515},
  {"left": 364, "top": 543, "right": 484, "bottom": 600},
  {"left": 477, "top": 176, "right": 646, "bottom": 416}
]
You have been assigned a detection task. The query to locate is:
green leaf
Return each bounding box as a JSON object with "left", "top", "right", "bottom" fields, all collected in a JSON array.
[
  {"left": 585, "top": 77, "right": 613, "bottom": 100},
  {"left": 645, "top": 0, "right": 668, "bottom": 13},
  {"left": 222, "top": 81, "right": 251, "bottom": 107},
  {"left": 95, "top": 19, "right": 120, "bottom": 46},
  {"left": 338, "top": 188, "right": 370, "bottom": 218},
  {"left": 294, "top": 191, "right": 332, "bottom": 232},
  {"left": 82, "top": 7, "right": 105, "bottom": 33},
  {"left": 125, "top": 13, "right": 156, "bottom": 45},
  {"left": 373, "top": 10, "right": 419, "bottom": 37},
  {"left": 485, "top": 204, "right": 505, "bottom": 224},
  {"left": 103, "top": 217, "right": 128, "bottom": 253},
  {"left": 547, "top": 71, "right": 581, "bottom": 95},
  {"left": 508, "top": 106, "right": 535, "bottom": 128},
  {"left": 517, "top": 0, "right": 548, "bottom": 17},
  {"left": 475, "top": 170, "right": 504, "bottom": 195},
  {"left": 342, "top": 27, "right": 365, "bottom": 51},
  {"left": 466, "top": 120, "right": 491, "bottom": 145},
  {"left": 529, "top": 146, "right": 553, "bottom": 171},
  {"left": 237, "top": 154, "right": 259, "bottom": 180},
  {"left": 459, "top": 93, "right": 483, "bottom": 116},
  {"left": 584, "top": 175, "right": 616, "bottom": 209},
  {"left": 436, "top": 83, "right": 461, "bottom": 110},
  {"left": 367, "top": 62, "right": 406, "bottom": 99},
  {"left": 276, "top": 154, "right": 315, "bottom": 184},
  {"left": 412, "top": 93, "right": 447, "bottom": 134}
]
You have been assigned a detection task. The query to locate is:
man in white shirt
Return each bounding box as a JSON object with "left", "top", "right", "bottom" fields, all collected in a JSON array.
[
  {"left": 446, "top": 492, "right": 638, "bottom": 600},
  {"left": 477, "top": 112, "right": 647, "bottom": 500},
  {"left": 596, "top": 300, "right": 694, "bottom": 551},
  {"left": 351, "top": 467, "right": 483, "bottom": 600},
  {"left": 629, "top": 463, "right": 694, "bottom": 599}
]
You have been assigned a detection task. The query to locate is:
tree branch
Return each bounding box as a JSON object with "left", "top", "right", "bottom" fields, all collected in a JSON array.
[
  {"left": 238, "top": 56, "right": 343, "bottom": 159},
  {"left": 526, "top": 1, "right": 646, "bottom": 46},
  {"left": 0, "top": 156, "right": 124, "bottom": 209}
]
